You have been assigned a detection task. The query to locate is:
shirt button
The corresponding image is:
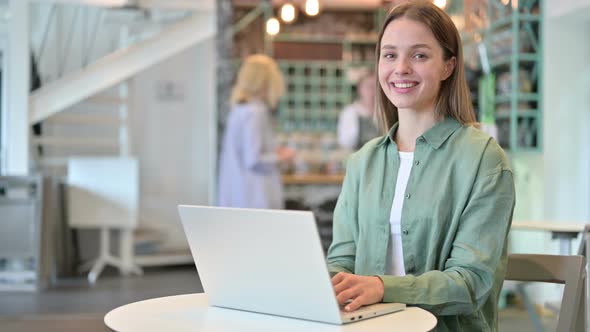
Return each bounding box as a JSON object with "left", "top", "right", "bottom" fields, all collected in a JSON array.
[
  {"left": 402, "top": 230, "right": 409, "bottom": 235},
  {"left": 405, "top": 193, "right": 411, "bottom": 199},
  {"left": 414, "top": 160, "right": 420, "bottom": 166}
]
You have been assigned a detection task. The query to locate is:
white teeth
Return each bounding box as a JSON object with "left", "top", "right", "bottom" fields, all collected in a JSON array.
[{"left": 393, "top": 82, "right": 416, "bottom": 89}]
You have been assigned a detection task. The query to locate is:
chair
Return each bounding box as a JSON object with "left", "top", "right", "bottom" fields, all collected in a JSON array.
[
  {"left": 577, "top": 225, "right": 590, "bottom": 331},
  {"left": 67, "top": 157, "right": 143, "bottom": 284},
  {"left": 505, "top": 254, "right": 586, "bottom": 332}
]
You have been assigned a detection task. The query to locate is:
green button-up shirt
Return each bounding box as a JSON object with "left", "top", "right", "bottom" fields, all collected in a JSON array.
[{"left": 327, "top": 117, "right": 515, "bottom": 332}]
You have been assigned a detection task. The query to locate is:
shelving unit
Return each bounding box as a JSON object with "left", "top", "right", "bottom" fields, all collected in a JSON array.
[
  {"left": 277, "top": 60, "right": 347, "bottom": 132},
  {"left": 467, "top": 0, "right": 543, "bottom": 152},
  {"left": 273, "top": 34, "right": 376, "bottom": 133}
]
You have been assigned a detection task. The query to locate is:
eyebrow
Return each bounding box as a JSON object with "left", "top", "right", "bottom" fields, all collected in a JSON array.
[{"left": 381, "top": 44, "right": 432, "bottom": 50}]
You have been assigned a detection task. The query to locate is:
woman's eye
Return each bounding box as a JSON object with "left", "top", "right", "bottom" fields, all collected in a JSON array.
[
  {"left": 414, "top": 53, "right": 427, "bottom": 60},
  {"left": 382, "top": 53, "right": 397, "bottom": 59}
]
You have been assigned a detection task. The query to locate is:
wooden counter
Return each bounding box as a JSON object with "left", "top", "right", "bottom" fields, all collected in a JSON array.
[{"left": 281, "top": 173, "right": 344, "bottom": 185}]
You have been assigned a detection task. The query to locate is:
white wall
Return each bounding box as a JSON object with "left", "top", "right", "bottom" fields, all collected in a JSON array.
[
  {"left": 130, "top": 37, "right": 216, "bottom": 251},
  {"left": 546, "top": 0, "right": 590, "bottom": 19},
  {"left": 543, "top": 17, "right": 590, "bottom": 222}
]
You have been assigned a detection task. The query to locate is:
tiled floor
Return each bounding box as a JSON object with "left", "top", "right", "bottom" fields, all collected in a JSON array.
[{"left": 0, "top": 266, "right": 558, "bottom": 332}]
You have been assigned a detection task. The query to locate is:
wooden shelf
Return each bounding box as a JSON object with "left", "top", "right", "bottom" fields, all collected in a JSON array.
[{"left": 282, "top": 174, "right": 344, "bottom": 185}]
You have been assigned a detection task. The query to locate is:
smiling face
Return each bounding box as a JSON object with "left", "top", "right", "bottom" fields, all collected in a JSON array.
[{"left": 378, "top": 17, "right": 455, "bottom": 115}]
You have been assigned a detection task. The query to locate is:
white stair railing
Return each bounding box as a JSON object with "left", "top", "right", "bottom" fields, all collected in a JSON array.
[{"left": 30, "top": 11, "right": 213, "bottom": 124}]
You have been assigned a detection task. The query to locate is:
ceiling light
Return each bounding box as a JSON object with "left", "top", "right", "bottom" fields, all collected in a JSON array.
[
  {"left": 433, "top": 0, "right": 447, "bottom": 9},
  {"left": 280, "top": 3, "right": 297, "bottom": 23},
  {"left": 305, "top": 0, "right": 320, "bottom": 16},
  {"left": 266, "top": 17, "right": 280, "bottom": 36}
]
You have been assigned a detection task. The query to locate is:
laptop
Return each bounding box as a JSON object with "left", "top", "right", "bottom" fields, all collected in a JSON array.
[{"left": 177, "top": 205, "right": 406, "bottom": 325}]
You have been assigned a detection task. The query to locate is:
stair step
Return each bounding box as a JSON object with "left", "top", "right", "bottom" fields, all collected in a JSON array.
[
  {"left": 31, "top": 137, "right": 119, "bottom": 148},
  {"left": 83, "top": 95, "right": 128, "bottom": 107},
  {"left": 47, "top": 113, "right": 122, "bottom": 126}
]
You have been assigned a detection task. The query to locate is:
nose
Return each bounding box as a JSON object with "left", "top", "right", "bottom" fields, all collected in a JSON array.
[{"left": 394, "top": 56, "right": 411, "bottom": 75}]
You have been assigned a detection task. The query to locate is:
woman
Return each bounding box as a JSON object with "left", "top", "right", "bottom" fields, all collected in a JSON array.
[
  {"left": 327, "top": 2, "right": 515, "bottom": 331},
  {"left": 217, "top": 54, "right": 295, "bottom": 209},
  {"left": 337, "top": 70, "right": 379, "bottom": 150}
]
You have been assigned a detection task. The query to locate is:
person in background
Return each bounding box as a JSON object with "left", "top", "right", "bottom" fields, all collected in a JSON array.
[
  {"left": 327, "top": 2, "right": 515, "bottom": 331},
  {"left": 337, "top": 70, "right": 379, "bottom": 151},
  {"left": 217, "top": 54, "right": 295, "bottom": 209}
]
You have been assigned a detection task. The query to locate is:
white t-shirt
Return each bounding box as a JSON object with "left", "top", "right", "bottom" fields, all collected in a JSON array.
[{"left": 385, "top": 151, "right": 414, "bottom": 276}]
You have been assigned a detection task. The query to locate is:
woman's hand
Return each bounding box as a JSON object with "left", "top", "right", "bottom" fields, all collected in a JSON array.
[
  {"left": 331, "top": 272, "right": 384, "bottom": 311},
  {"left": 276, "top": 146, "right": 295, "bottom": 163}
]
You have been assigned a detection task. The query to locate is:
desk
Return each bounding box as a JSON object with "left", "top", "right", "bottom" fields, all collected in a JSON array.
[
  {"left": 511, "top": 220, "right": 585, "bottom": 255},
  {"left": 104, "top": 293, "right": 437, "bottom": 332}
]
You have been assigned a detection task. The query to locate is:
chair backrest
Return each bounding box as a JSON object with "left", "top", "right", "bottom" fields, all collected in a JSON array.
[
  {"left": 577, "top": 225, "right": 590, "bottom": 256},
  {"left": 67, "top": 157, "right": 139, "bottom": 229},
  {"left": 577, "top": 225, "right": 590, "bottom": 332},
  {"left": 505, "top": 254, "right": 586, "bottom": 332}
]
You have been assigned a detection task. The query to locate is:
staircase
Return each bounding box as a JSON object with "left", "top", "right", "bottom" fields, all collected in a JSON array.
[
  {"left": 18, "top": 0, "right": 216, "bottom": 274},
  {"left": 29, "top": 3, "right": 214, "bottom": 173}
]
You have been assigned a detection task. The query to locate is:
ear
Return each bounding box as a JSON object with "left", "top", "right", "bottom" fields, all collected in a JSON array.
[{"left": 442, "top": 56, "right": 456, "bottom": 80}]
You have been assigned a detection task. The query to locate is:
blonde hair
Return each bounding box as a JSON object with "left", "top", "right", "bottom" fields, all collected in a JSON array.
[
  {"left": 231, "top": 54, "right": 285, "bottom": 109},
  {"left": 375, "top": 1, "right": 476, "bottom": 133}
]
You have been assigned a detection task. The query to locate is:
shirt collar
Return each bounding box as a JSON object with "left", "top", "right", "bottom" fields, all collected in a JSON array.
[{"left": 376, "top": 117, "right": 462, "bottom": 149}]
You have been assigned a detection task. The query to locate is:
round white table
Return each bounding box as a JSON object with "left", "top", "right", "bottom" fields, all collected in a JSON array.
[{"left": 105, "top": 293, "right": 437, "bottom": 332}]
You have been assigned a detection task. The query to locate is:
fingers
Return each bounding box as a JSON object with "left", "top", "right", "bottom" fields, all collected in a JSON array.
[
  {"left": 331, "top": 274, "right": 385, "bottom": 311},
  {"left": 332, "top": 273, "right": 363, "bottom": 307},
  {"left": 332, "top": 273, "right": 351, "bottom": 296},
  {"left": 344, "top": 296, "right": 365, "bottom": 312},
  {"left": 331, "top": 272, "right": 347, "bottom": 285},
  {"left": 336, "top": 287, "right": 360, "bottom": 306}
]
